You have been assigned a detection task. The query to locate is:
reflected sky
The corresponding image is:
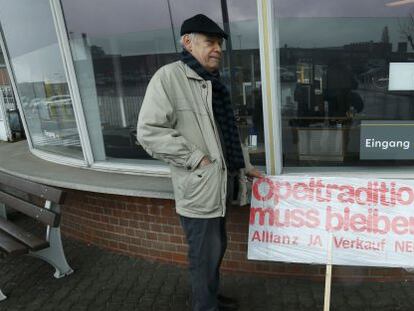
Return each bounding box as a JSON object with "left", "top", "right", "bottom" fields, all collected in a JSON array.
[
  {"left": 0, "top": 0, "right": 57, "bottom": 57},
  {"left": 62, "top": 0, "right": 257, "bottom": 37},
  {"left": 1, "top": 0, "right": 413, "bottom": 58},
  {"left": 62, "top": 0, "right": 259, "bottom": 56},
  {"left": 275, "top": 0, "right": 413, "bottom": 17},
  {"left": 0, "top": 0, "right": 67, "bottom": 83},
  {"left": 278, "top": 17, "right": 413, "bottom": 51}
]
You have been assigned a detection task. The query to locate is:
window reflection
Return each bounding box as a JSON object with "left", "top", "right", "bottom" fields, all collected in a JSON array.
[
  {"left": 62, "top": 0, "right": 182, "bottom": 161},
  {"left": 275, "top": 0, "right": 410, "bottom": 18},
  {"left": 62, "top": 0, "right": 266, "bottom": 166},
  {"left": 0, "top": 0, "right": 82, "bottom": 158},
  {"left": 275, "top": 0, "right": 414, "bottom": 166},
  {"left": 0, "top": 50, "right": 14, "bottom": 116}
]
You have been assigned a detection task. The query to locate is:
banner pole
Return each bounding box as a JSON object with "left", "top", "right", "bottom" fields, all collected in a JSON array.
[{"left": 323, "top": 234, "right": 333, "bottom": 311}]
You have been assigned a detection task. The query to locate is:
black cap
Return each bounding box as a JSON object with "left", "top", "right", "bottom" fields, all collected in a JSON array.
[{"left": 180, "top": 14, "right": 228, "bottom": 40}]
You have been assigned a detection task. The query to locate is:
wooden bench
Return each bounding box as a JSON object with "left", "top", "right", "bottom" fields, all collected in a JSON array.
[{"left": 0, "top": 171, "right": 73, "bottom": 301}]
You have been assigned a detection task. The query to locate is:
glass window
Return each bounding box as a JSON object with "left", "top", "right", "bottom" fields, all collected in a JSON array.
[
  {"left": 61, "top": 0, "right": 265, "bottom": 167},
  {"left": 0, "top": 47, "right": 19, "bottom": 141},
  {"left": 0, "top": 0, "right": 83, "bottom": 159},
  {"left": 0, "top": 48, "right": 7, "bottom": 140},
  {"left": 226, "top": 0, "right": 265, "bottom": 167},
  {"left": 274, "top": 0, "right": 414, "bottom": 167},
  {"left": 0, "top": 50, "right": 7, "bottom": 123}
]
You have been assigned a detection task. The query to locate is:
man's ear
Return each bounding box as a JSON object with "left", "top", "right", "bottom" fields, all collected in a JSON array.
[{"left": 183, "top": 34, "right": 192, "bottom": 52}]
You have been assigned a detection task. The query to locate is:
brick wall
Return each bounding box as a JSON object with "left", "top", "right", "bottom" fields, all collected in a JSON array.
[{"left": 61, "top": 189, "right": 414, "bottom": 281}]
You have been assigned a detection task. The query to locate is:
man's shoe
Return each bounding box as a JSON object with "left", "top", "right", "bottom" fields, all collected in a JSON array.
[{"left": 218, "top": 294, "right": 239, "bottom": 310}]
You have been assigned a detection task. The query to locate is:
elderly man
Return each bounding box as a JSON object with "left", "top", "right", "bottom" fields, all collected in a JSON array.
[{"left": 137, "top": 14, "right": 262, "bottom": 311}]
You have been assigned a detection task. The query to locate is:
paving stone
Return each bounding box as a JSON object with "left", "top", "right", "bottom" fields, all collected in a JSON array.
[{"left": 3, "top": 216, "right": 414, "bottom": 310}]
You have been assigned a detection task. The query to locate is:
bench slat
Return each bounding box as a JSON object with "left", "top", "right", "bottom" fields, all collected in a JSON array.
[
  {"left": 0, "top": 218, "right": 49, "bottom": 251},
  {"left": 0, "top": 230, "right": 28, "bottom": 256},
  {"left": 0, "top": 171, "right": 65, "bottom": 204},
  {"left": 0, "top": 191, "right": 60, "bottom": 227}
]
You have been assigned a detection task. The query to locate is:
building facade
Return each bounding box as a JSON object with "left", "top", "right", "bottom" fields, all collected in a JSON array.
[{"left": 0, "top": 0, "right": 413, "bottom": 280}]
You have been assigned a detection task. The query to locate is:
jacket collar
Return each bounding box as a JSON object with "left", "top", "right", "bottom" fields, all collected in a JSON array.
[{"left": 180, "top": 61, "right": 204, "bottom": 81}]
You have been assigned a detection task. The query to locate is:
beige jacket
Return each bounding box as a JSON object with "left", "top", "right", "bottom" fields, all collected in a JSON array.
[{"left": 137, "top": 61, "right": 253, "bottom": 218}]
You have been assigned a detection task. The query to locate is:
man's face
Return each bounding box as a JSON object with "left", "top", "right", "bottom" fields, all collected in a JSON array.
[{"left": 186, "top": 33, "right": 223, "bottom": 73}]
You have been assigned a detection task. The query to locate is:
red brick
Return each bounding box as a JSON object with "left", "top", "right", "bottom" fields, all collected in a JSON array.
[
  {"left": 228, "top": 251, "right": 245, "bottom": 261},
  {"left": 148, "top": 206, "right": 161, "bottom": 216},
  {"left": 126, "top": 203, "right": 137, "bottom": 212},
  {"left": 139, "top": 222, "right": 150, "bottom": 230},
  {"left": 161, "top": 225, "right": 174, "bottom": 234},
  {"left": 158, "top": 251, "right": 173, "bottom": 261},
  {"left": 174, "top": 226, "right": 184, "bottom": 235},
  {"left": 166, "top": 218, "right": 179, "bottom": 226},
  {"left": 60, "top": 191, "right": 410, "bottom": 281},
  {"left": 119, "top": 243, "right": 128, "bottom": 251},
  {"left": 146, "top": 232, "right": 157, "bottom": 240},
  {"left": 160, "top": 206, "right": 175, "bottom": 217},
  {"left": 129, "top": 237, "right": 142, "bottom": 246},
  {"left": 119, "top": 219, "right": 129, "bottom": 227},
  {"left": 172, "top": 252, "right": 187, "bottom": 263},
  {"left": 161, "top": 243, "right": 176, "bottom": 252},
  {"left": 157, "top": 233, "right": 170, "bottom": 242},
  {"left": 134, "top": 230, "right": 145, "bottom": 238},
  {"left": 125, "top": 228, "right": 135, "bottom": 236},
  {"left": 129, "top": 220, "right": 139, "bottom": 228},
  {"left": 175, "top": 245, "right": 188, "bottom": 253},
  {"left": 148, "top": 248, "right": 160, "bottom": 258},
  {"left": 141, "top": 240, "right": 152, "bottom": 248},
  {"left": 150, "top": 223, "right": 162, "bottom": 232},
  {"left": 169, "top": 235, "right": 183, "bottom": 244},
  {"left": 108, "top": 241, "right": 119, "bottom": 249},
  {"left": 222, "top": 260, "right": 240, "bottom": 270}
]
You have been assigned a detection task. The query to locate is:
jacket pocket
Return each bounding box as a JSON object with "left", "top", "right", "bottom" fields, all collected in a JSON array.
[
  {"left": 183, "top": 160, "right": 221, "bottom": 210},
  {"left": 175, "top": 98, "right": 208, "bottom": 116}
]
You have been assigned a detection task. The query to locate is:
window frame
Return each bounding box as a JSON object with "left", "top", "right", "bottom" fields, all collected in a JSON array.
[
  {"left": 0, "top": 0, "right": 274, "bottom": 176},
  {"left": 257, "top": 0, "right": 282, "bottom": 175},
  {"left": 268, "top": 0, "right": 414, "bottom": 176},
  {"left": 52, "top": 0, "right": 273, "bottom": 175},
  {"left": 0, "top": 24, "right": 34, "bottom": 150},
  {"left": 0, "top": 0, "right": 88, "bottom": 165}
]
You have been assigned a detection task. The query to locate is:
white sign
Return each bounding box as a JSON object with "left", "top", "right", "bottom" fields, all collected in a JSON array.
[
  {"left": 248, "top": 176, "right": 414, "bottom": 268},
  {"left": 388, "top": 62, "right": 414, "bottom": 91}
]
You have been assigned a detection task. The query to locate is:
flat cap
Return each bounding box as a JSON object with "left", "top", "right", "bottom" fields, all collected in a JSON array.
[{"left": 180, "top": 14, "right": 228, "bottom": 39}]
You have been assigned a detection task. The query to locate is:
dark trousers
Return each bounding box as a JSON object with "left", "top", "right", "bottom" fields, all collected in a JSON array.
[{"left": 180, "top": 216, "right": 227, "bottom": 311}]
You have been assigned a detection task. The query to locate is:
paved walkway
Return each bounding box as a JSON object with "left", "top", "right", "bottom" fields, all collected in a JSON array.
[{"left": 1, "top": 215, "right": 414, "bottom": 311}]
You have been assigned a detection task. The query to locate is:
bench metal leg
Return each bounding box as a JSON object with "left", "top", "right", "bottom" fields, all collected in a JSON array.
[
  {"left": 29, "top": 201, "right": 74, "bottom": 279},
  {"left": 0, "top": 203, "right": 7, "bottom": 301},
  {"left": 0, "top": 289, "right": 6, "bottom": 301}
]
